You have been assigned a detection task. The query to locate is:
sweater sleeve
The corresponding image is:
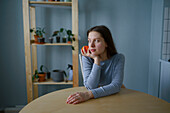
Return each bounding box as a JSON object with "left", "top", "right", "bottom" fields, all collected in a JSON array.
[
  {"left": 91, "top": 54, "right": 125, "bottom": 98},
  {"left": 82, "top": 56, "right": 102, "bottom": 89}
]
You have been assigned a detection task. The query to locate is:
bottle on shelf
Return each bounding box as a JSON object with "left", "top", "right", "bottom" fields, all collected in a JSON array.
[{"left": 67, "top": 64, "right": 73, "bottom": 81}]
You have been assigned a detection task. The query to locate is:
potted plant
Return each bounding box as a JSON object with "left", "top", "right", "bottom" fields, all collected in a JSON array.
[
  {"left": 52, "top": 28, "right": 64, "bottom": 43},
  {"left": 66, "top": 29, "right": 74, "bottom": 44},
  {"left": 30, "top": 27, "right": 45, "bottom": 44},
  {"left": 40, "top": 65, "right": 51, "bottom": 79},
  {"left": 62, "top": 36, "right": 67, "bottom": 43},
  {"left": 59, "top": 28, "right": 67, "bottom": 43},
  {"left": 37, "top": 65, "right": 46, "bottom": 82},
  {"left": 33, "top": 65, "right": 50, "bottom": 82},
  {"left": 66, "top": 29, "right": 75, "bottom": 50},
  {"left": 52, "top": 30, "right": 60, "bottom": 43},
  {"left": 32, "top": 69, "right": 39, "bottom": 82}
]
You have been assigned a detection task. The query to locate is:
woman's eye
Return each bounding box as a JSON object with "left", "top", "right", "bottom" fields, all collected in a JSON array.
[
  {"left": 96, "top": 39, "right": 100, "bottom": 42},
  {"left": 88, "top": 40, "right": 91, "bottom": 43}
]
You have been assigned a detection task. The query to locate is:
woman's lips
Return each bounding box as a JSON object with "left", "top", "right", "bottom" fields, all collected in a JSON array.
[{"left": 90, "top": 49, "right": 96, "bottom": 52}]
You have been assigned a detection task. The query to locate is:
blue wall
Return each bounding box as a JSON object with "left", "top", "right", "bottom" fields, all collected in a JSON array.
[
  {"left": 0, "top": 0, "right": 164, "bottom": 109},
  {"left": 79, "top": 0, "right": 152, "bottom": 92},
  {"left": 148, "top": 0, "right": 164, "bottom": 97},
  {"left": 0, "top": 0, "right": 27, "bottom": 108},
  {"left": 164, "top": 0, "right": 170, "bottom": 7}
]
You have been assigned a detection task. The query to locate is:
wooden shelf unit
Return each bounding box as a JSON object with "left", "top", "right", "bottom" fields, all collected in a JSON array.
[
  {"left": 30, "top": 1, "right": 72, "bottom": 6},
  {"left": 22, "top": 0, "right": 79, "bottom": 103},
  {"left": 33, "top": 79, "right": 73, "bottom": 85},
  {"left": 32, "top": 43, "right": 72, "bottom": 46}
]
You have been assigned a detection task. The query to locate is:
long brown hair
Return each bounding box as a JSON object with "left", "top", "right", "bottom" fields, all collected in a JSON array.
[{"left": 87, "top": 25, "right": 117, "bottom": 58}]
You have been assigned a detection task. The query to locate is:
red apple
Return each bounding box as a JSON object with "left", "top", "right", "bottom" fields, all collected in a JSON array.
[{"left": 81, "top": 46, "right": 89, "bottom": 54}]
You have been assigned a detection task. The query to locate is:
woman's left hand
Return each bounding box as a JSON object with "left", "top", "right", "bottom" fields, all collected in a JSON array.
[{"left": 66, "top": 91, "right": 94, "bottom": 104}]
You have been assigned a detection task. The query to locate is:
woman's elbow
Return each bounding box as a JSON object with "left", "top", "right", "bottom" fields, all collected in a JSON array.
[
  {"left": 110, "top": 83, "right": 121, "bottom": 94},
  {"left": 84, "top": 82, "right": 98, "bottom": 90}
]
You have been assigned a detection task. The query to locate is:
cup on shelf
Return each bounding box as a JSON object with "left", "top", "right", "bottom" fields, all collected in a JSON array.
[
  {"left": 56, "top": 36, "right": 60, "bottom": 43},
  {"left": 49, "top": 37, "right": 53, "bottom": 43}
]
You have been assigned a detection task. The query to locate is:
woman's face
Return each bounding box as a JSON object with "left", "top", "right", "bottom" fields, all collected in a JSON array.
[{"left": 88, "top": 31, "right": 108, "bottom": 56}]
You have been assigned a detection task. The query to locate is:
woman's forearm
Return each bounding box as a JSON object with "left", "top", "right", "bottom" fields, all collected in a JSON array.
[
  {"left": 82, "top": 56, "right": 101, "bottom": 89},
  {"left": 84, "top": 63, "right": 101, "bottom": 89},
  {"left": 93, "top": 56, "right": 100, "bottom": 66}
]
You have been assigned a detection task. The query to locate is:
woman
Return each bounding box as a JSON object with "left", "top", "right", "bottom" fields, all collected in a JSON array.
[{"left": 66, "top": 25, "right": 125, "bottom": 104}]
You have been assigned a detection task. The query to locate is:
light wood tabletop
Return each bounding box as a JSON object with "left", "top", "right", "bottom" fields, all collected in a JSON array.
[{"left": 19, "top": 87, "right": 170, "bottom": 113}]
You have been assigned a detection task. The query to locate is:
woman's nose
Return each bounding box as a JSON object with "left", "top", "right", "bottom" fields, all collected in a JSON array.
[{"left": 89, "top": 42, "right": 95, "bottom": 47}]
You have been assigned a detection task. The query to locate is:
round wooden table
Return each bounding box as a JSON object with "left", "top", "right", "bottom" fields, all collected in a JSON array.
[{"left": 20, "top": 87, "right": 170, "bottom": 113}]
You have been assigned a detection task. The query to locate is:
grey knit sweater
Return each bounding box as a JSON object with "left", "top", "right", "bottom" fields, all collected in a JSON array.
[{"left": 82, "top": 53, "right": 125, "bottom": 98}]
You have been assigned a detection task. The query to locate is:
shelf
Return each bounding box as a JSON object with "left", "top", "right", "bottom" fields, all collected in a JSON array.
[
  {"left": 23, "top": 0, "right": 78, "bottom": 102},
  {"left": 32, "top": 43, "right": 72, "bottom": 46},
  {"left": 33, "top": 79, "right": 73, "bottom": 85},
  {"left": 29, "top": 1, "right": 72, "bottom": 7}
]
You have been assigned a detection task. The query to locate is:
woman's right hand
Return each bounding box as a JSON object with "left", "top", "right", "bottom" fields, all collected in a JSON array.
[
  {"left": 81, "top": 47, "right": 96, "bottom": 59},
  {"left": 81, "top": 47, "right": 101, "bottom": 65},
  {"left": 66, "top": 91, "right": 94, "bottom": 105}
]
